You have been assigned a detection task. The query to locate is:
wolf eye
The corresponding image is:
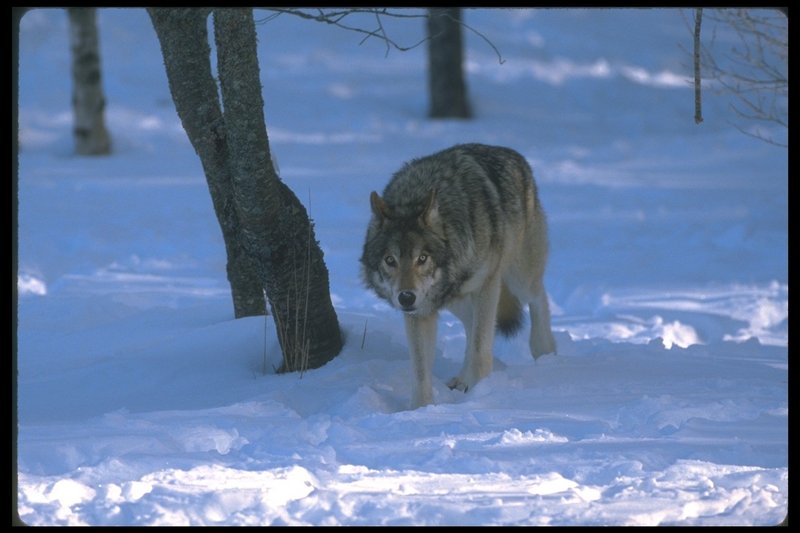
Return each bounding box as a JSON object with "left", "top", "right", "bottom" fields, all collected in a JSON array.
[
  {"left": 417, "top": 254, "right": 428, "bottom": 265},
  {"left": 384, "top": 255, "right": 397, "bottom": 267}
]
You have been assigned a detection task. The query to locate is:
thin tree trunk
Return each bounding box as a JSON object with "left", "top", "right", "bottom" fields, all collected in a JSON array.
[
  {"left": 693, "top": 8, "right": 704, "bottom": 125},
  {"left": 149, "top": 8, "right": 343, "bottom": 370},
  {"left": 67, "top": 8, "right": 111, "bottom": 155},
  {"left": 149, "top": 8, "right": 265, "bottom": 318},
  {"left": 427, "top": 8, "right": 472, "bottom": 119}
]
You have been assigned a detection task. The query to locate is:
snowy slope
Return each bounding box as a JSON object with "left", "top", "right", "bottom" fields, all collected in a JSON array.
[{"left": 15, "top": 8, "right": 787, "bottom": 525}]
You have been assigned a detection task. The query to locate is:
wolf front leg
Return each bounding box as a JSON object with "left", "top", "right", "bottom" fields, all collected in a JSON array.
[
  {"left": 448, "top": 275, "right": 502, "bottom": 392},
  {"left": 404, "top": 312, "right": 439, "bottom": 409}
]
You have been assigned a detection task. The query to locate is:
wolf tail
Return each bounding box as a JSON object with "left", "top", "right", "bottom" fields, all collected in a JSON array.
[{"left": 496, "top": 282, "right": 523, "bottom": 337}]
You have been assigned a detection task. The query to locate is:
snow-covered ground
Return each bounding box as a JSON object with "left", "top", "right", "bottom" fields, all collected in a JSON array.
[{"left": 15, "top": 8, "right": 787, "bottom": 526}]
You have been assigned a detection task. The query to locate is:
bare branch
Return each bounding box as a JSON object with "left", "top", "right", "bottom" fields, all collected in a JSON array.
[
  {"left": 687, "top": 8, "right": 787, "bottom": 146},
  {"left": 437, "top": 10, "right": 505, "bottom": 65},
  {"left": 256, "top": 8, "right": 504, "bottom": 64},
  {"left": 730, "top": 120, "right": 787, "bottom": 148},
  {"left": 258, "top": 8, "right": 428, "bottom": 57}
]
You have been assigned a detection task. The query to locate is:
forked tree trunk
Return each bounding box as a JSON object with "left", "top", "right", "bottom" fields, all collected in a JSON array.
[
  {"left": 149, "top": 8, "right": 343, "bottom": 371},
  {"left": 67, "top": 8, "right": 111, "bottom": 155},
  {"left": 427, "top": 8, "right": 472, "bottom": 119}
]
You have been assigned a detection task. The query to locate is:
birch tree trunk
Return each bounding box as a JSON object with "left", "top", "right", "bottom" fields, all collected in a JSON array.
[
  {"left": 149, "top": 8, "right": 343, "bottom": 371},
  {"left": 68, "top": 8, "right": 111, "bottom": 155},
  {"left": 427, "top": 8, "right": 472, "bottom": 119}
]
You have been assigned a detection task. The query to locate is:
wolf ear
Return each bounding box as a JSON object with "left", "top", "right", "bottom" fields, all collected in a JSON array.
[
  {"left": 370, "top": 191, "right": 391, "bottom": 222},
  {"left": 420, "top": 189, "right": 440, "bottom": 227}
]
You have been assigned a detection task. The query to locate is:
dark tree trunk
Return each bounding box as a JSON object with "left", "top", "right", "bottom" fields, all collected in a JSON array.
[
  {"left": 212, "top": 9, "right": 342, "bottom": 371},
  {"left": 149, "top": 8, "right": 265, "bottom": 319},
  {"left": 67, "top": 8, "right": 111, "bottom": 155},
  {"left": 148, "top": 8, "right": 343, "bottom": 371},
  {"left": 427, "top": 8, "right": 472, "bottom": 119}
]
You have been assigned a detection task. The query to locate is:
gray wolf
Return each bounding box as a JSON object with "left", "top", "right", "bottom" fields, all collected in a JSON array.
[{"left": 360, "top": 143, "right": 557, "bottom": 409}]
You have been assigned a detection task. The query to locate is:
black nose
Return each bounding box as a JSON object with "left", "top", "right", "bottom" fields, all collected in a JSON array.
[{"left": 398, "top": 291, "right": 416, "bottom": 308}]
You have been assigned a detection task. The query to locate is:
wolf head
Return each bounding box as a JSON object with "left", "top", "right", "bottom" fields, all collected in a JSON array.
[{"left": 360, "top": 189, "right": 448, "bottom": 316}]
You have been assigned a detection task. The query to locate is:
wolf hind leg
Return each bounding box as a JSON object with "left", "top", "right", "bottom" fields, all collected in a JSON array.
[
  {"left": 529, "top": 283, "right": 556, "bottom": 358},
  {"left": 503, "top": 258, "right": 556, "bottom": 359},
  {"left": 446, "top": 276, "right": 501, "bottom": 392}
]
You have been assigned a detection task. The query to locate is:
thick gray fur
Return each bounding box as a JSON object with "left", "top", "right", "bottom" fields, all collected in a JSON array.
[{"left": 361, "top": 143, "right": 557, "bottom": 408}]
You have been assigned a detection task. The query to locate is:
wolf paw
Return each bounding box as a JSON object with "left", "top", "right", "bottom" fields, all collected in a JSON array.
[
  {"left": 531, "top": 333, "right": 557, "bottom": 359},
  {"left": 447, "top": 377, "right": 469, "bottom": 392}
]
